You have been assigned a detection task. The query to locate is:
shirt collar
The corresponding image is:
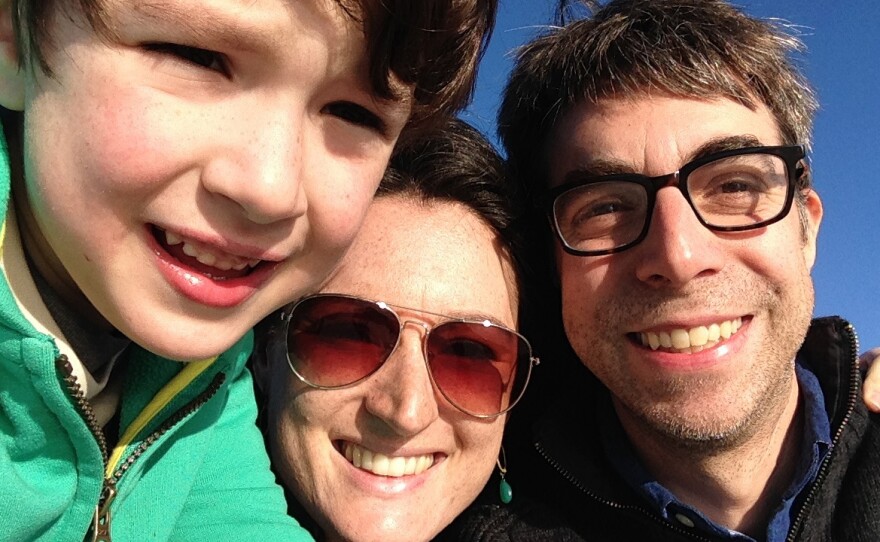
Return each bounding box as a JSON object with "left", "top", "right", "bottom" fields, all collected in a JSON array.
[{"left": 599, "top": 360, "right": 832, "bottom": 542}]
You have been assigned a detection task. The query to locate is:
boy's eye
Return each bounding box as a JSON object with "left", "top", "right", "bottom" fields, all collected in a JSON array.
[
  {"left": 322, "top": 101, "right": 385, "bottom": 134},
  {"left": 145, "top": 43, "right": 229, "bottom": 76}
]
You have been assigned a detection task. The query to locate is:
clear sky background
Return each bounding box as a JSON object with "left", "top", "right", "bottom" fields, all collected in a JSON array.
[{"left": 463, "top": 0, "right": 880, "bottom": 354}]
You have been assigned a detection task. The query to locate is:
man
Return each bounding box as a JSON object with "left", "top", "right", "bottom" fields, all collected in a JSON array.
[{"left": 454, "top": 1, "right": 879, "bottom": 541}]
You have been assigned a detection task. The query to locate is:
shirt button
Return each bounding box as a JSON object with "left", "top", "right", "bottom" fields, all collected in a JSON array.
[{"left": 674, "top": 513, "right": 695, "bottom": 528}]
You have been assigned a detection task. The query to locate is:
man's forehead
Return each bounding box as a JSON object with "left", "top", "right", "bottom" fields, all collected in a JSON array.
[{"left": 544, "top": 94, "right": 782, "bottom": 184}]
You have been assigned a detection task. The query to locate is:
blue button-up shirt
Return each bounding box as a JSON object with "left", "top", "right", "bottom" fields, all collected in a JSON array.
[{"left": 600, "top": 362, "right": 831, "bottom": 541}]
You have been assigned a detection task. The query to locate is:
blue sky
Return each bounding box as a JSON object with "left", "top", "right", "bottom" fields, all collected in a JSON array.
[{"left": 463, "top": 0, "right": 880, "bottom": 353}]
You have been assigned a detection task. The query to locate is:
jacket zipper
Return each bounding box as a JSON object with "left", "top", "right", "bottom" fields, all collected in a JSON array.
[
  {"left": 784, "top": 322, "right": 860, "bottom": 542},
  {"left": 534, "top": 440, "right": 714, "bottom": 541},
  {"left": 56, "top": 355, "right": 226, "bottom": 542},
  {"left": 535, "top": 321, "right": 860, "bottom": 542}
]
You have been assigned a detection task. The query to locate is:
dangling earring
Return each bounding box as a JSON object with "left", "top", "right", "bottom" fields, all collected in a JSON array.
[{"left": 497, "top": 446, "right": 512, "bottom": 504}]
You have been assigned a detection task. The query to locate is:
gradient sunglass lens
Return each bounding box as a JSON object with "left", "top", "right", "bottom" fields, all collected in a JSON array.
[
  {"left": 427, "top": 321, "right": 529, "bottom": 415},
  {"left": 286, "top": 296, "right": 398, "bottom": 387},
  {"left": 284, "top": 295, "right": 533, "bottom": 417}
]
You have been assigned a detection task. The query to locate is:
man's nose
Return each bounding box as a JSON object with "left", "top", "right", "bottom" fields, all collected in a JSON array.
[{"left": 633, "top": 187, "right": 725, "bottom": 288}]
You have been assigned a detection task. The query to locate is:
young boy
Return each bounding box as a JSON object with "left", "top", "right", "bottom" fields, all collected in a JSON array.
[{"left": 0, "top": 0, "right": 496, "bottom": 540}]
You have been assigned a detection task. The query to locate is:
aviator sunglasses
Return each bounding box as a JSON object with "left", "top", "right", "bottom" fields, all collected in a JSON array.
[{"left": 270, "top": 293, "right": 539, "bottom": 418}]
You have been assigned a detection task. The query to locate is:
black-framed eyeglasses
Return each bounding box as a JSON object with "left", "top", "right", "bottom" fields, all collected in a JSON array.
[
  {"left": 544, "top": 145, "right": 808, "bottom": 256},
  {"left": 267, "top": 293, "right": 539, "bottom": 418}
]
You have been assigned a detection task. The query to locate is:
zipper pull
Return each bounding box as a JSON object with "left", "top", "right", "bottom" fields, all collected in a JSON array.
[{"left": 91, "top": 479, "right": 117, "bottom": 542}]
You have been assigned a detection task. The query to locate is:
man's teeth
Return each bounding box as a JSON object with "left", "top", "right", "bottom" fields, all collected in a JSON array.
[
  {"left": 342, "top": 442, "right": 434, "bottom": 477},
  {"left": 639, "top": 318, "right": 743, "bottom": 353},
  {"left": 164, "top": 231, "right": 260, "bottom": 272}
]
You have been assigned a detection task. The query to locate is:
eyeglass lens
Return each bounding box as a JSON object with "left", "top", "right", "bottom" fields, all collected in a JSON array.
[
  {"left": 285, "top": 295, "right": 531, "bottom": 416},
  {"left": 553, "top": 151, "right": 791, "bottom": 254}
]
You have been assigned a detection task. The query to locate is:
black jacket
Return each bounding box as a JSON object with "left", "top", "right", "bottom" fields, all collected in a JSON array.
[{"left": 447, "top": 317, "right": 880, "bottom": 542}]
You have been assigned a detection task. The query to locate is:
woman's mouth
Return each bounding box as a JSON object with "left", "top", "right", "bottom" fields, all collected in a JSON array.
[{"left": 339, "top": 441, "right": 436, "bottom": 477}]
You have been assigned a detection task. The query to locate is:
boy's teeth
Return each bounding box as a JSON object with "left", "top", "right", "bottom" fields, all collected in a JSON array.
[
  {"left": 342, "top": 442, "right": 434, "bottom": 477},
  {"left": 195, "top": 251, "right": 217, "bottom": 267},
  {"left": 163, "top": 229, "right": 259, "bottom": 272},
  {"left": 182, "top": 242, "right": 199, "bottom": 258},
  {"left": 639, "top": 318, "right": 743, "bottom": 353}
]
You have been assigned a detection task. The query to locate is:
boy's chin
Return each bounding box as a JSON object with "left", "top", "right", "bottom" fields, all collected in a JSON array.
[{"left": 117, "top": 315, "right": 253, "bottom": 362}]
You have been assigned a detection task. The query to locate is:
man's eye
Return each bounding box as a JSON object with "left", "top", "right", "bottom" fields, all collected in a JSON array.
[
  {"left": 145, "top": 43, "right": 229, "bottom": 76},
  {"left": 719, "top": 179, "right": 763, "bottom": 194},
  {"left": 584, "top": 201, "right": 624, "bottom": 218},
  {"left": 322, "top": 101, "right": 385, "bottom": 133}
]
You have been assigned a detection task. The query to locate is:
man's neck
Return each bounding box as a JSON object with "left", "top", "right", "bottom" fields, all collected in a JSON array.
[{"left": 618, "top": 381, "right": 802, "bottom": 538}]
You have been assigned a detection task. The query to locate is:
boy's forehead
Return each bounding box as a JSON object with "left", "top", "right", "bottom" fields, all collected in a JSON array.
[
  {"left": 101, "top": 0, "right": 360, "bottom": 36},
  {"left": 56, "top": 1, "right": 345, "bottom": 57},
  {"left": 92, "top": 0, "right": 385, "bottom": 87},
  {"left": 40, "top": 0, "right": 412, "bottom": 120}
]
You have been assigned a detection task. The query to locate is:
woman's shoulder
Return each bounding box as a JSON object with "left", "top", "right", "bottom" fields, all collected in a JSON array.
[{"left": 436, "top": 500, "right": 588, "bottom": 542}]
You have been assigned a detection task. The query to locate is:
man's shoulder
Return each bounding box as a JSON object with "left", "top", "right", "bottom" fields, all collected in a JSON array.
[{"left": 797, "top": 317, "right": 880, "bottom": 540}]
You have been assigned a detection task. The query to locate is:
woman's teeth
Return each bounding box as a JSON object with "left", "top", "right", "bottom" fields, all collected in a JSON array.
[
  {"left": 638, "top": 317, "right": 743, "bottom": 353},
  {"left": 342, "top": 442, "right": 434, "bottom": 477}
]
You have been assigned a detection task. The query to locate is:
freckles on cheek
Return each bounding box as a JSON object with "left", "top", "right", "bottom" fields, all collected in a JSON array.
[
  {"left": 80, "top": 92, "right": 188, "bottom": 192},
  {"left": 311, "top": 169, "right": 384, "bottom": 247}
]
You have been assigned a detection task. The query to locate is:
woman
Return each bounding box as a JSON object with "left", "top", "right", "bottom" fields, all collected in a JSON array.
[{"left": 254, "top": 117, "right": 535, "bottom": 542}]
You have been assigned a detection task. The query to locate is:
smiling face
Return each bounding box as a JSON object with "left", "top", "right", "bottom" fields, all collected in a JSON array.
[
  {"left": 547, "top": 95, "right": 822, "bottom": 449},
  {"left": 0, "top": 0, "right": 411, "bottom": 360},
  {"left": 263, "top": 196, "right": 516, "bottom": 542}
]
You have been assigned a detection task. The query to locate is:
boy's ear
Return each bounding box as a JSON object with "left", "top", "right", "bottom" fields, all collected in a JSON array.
[{"left": 0, "top": 1, "right": 24, "bottom": 111}]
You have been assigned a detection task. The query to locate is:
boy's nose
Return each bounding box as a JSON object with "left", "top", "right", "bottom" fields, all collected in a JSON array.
[
  {"left": 634, "top": 188, "right": 725, "bottom": 288},
  {"left": 202, "top": 112, "right": 306, "bottom": 225}
]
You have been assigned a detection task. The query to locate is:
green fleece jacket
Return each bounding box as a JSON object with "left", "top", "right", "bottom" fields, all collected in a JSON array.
[{"left": 0, "top": 128, "right": 311, "bottom": 541}]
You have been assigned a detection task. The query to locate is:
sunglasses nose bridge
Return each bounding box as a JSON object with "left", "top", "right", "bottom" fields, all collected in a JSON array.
[
  {"left": 399, "top": 318, "right": 430, "bottom": 349},
  {"left": 395, "top": 319, "right": 432, "bottom": 365},
  {"left": 365, "top": 320, "right": 441, "bottom": 436},
  {"left": 400, "top": 319, "right": 430, "bottom": 335}
]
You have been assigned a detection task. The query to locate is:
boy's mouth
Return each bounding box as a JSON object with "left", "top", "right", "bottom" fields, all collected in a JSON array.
[{"left": 151, "top": 226, "right": 261, "bottom": 281}]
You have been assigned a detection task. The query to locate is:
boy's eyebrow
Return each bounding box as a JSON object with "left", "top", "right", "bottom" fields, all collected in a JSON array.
[{"left": 129, "top": 1, "right": 276, "bottom": 51}]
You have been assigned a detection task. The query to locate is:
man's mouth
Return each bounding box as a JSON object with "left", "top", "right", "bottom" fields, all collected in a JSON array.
[
  {"left": 636, "top": 317, "right": 743, "bottom": 353},
  {"left": 153, "top": 226, "right": 261, "bottom": 281},
  {"left": 340, "top": 441, "right": 436, "bottom": 477}
]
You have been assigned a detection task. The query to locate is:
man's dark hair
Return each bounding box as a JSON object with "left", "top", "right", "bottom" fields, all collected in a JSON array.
[{"left": 499, "top": 0, "right": 817, "bottom": 200}]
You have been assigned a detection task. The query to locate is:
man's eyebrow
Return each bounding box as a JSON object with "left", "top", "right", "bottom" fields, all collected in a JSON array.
[
  {"left": 559, "top": 158, "right": 638, "bottom": 185},
  {"left": 689, "top": 135, "right": 764, "bottom": 161},
  {"left": 557, "top": 135, "right": 767, "bottom": 186}
]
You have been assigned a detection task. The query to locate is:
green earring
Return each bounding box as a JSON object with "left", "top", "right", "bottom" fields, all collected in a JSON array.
[{"left": 497, "top": 446, "right": 512, "bottom": 504}]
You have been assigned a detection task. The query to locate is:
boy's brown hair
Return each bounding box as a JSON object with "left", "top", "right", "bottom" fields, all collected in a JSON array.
[{"left": 11, "top": 0, "right": 496, "bottom": 131}]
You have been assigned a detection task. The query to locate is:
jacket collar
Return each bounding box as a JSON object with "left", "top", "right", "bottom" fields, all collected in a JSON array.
[{"left": 533, "top": 317, "right": 862, "bottom": 506}]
